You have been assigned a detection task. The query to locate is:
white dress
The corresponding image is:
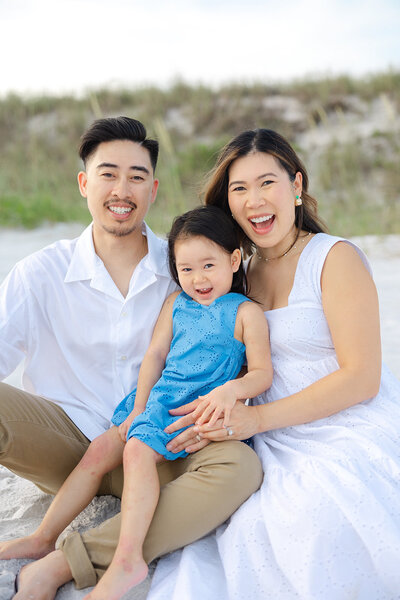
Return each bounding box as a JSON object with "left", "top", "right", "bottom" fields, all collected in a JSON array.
[{"left": 148, "top": 234, "right": 400, "bottom": 600}]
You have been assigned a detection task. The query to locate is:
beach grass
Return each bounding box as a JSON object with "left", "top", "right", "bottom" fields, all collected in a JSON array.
[{"left": 0, "top": 71, "right": 399, "bottom": 235}]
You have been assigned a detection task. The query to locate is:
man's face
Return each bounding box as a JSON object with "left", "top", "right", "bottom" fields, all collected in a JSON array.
[{"left": 78, "top": 139, "right": 158, "bottom": 240}]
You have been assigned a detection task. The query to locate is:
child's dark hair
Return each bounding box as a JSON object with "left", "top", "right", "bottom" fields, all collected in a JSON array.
[{"left": 168, "top": 205, "right": 246, "bottom": 296}]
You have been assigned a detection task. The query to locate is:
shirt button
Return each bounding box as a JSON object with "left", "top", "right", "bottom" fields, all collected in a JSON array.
[
  {"left": 120, "top": 355, "right": 127, "bottom": 361},
  {"left": 121, "top": 312, "right": 127, "bottom": 317}
]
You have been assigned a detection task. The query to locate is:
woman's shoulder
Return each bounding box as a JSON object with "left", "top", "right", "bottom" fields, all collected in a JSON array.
[
  {"left": 308, "top": 232, "right": 345, "bottom": 252},
  {"left": 322, "top": 240, "right": 374, "bottom": 292},
  {"left": 310, "top": 233, "right": 372, "bottom": 276},
  {"left": 291, "top": 233, "right": 372, "bottom": 304}
]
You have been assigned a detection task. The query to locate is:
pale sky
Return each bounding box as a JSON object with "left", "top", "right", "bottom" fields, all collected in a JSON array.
[{"left": 1, "top": 0, "right": 399, "bottom": 96}]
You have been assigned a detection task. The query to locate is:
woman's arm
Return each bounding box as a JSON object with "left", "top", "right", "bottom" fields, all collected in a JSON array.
[
  {"left": 170, "top": 242, "right": 382, "bottom": 444},
  {"left": 191, "top": 302, "right": 273, "bottom": 426},
  {"left": 118, "top": 291, "right": 178, "bottom": 441},
  {"left": 254, "top": 242, "right": 381, "bottom": 432}
]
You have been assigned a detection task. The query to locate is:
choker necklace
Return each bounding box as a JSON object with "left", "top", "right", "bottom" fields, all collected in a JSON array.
[{"left": 256, "top": 231, "right": 312, "bottom": 262}]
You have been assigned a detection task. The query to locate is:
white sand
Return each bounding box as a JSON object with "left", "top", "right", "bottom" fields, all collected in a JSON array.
[{"left": 1, "top": 224, "right": 399, "bottom": 599}]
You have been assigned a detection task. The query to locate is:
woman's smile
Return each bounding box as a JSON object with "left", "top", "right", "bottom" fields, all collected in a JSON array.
[{"left": 248, "top": 214, "right": 275, "bottom": 234}]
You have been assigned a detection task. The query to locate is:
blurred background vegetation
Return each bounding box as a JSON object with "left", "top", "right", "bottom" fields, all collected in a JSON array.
[{"left": 0, "top": 70, "right": 399, "bottom": 236}]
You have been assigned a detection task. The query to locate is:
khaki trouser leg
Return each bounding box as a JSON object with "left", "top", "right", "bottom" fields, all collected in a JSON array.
[
  {"left": 0, "top": 382, "right": 91, "bottom": 494},
  {"left": 61, "top": 440, "right": 263, "bottom": 589},
  {"left": 0, "top": 381, "right": 122, "bottom": 496}
]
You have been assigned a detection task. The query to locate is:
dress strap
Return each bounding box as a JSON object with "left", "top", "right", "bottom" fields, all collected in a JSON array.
[{"left": 291, "top": 233, "right": 372, "bottom": 304}]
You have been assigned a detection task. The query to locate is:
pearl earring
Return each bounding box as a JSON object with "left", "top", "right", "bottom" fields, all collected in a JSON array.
[{"left": 295, "top": 195, "right": 302, "bottom": 206}]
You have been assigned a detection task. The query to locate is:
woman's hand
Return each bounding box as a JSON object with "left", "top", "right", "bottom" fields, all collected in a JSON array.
[{"left": 192, "top": 402, "right": 262, "bottom": 442}]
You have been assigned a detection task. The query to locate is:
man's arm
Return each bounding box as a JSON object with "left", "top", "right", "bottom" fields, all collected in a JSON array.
[
  {"left": 117, "top": 291, "right": 178, "bottom": 441},
  {"left": 0, "top": 264, "right": 29, "bottom": 380}
]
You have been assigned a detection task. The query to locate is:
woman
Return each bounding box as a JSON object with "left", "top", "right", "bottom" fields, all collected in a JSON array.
[{"left": 149, "top": 129, "right": 400, "bottom": 600}]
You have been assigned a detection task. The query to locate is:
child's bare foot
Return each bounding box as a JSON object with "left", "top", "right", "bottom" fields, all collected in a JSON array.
[
  {"left": 83, "top": 557, "right": 148, "bottom": 600},
  {"left": 13, "top": 549, "right": 72, "bottom": 599},
  {"left": 0, "top": 534, "right": 55, "bottom": 560}
]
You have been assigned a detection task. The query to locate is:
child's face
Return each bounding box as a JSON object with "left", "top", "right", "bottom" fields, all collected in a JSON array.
[{"left": 174, "top": 235, "right": 241, "bottom": 306}]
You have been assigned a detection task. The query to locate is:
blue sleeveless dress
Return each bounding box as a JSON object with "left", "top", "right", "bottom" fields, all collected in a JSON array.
[{"left": 111, "top": 291, "right": 248, "bottom": 459}]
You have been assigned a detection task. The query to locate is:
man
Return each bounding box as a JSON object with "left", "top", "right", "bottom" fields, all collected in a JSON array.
[{"left": 0, "top": 116, "right": 262, "bottom": 594}]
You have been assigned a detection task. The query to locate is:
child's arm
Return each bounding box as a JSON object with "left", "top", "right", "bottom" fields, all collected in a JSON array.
[
  {"left": 193, "top": 301, "right": 272, "bottom": 427},
  {"left": 118, "top": 291, "right": 178, "bottom": 441}
]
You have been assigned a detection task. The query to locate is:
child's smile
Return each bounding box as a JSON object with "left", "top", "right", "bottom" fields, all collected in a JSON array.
[{"left": 174, "top": 235, "right": 241, "bottom": 306}]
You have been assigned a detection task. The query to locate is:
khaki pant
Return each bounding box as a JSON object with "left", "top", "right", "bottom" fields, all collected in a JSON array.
[{"left": 0, "top": 382, "right": 263, "bottom": 589}]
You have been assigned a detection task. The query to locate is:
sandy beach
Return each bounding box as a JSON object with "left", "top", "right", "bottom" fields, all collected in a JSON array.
[{"left": 1, "top": 224, "right": 400, "bottom": 600}]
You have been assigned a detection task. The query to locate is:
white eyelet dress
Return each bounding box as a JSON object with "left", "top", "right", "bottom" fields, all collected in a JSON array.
[{"left": 148, "top": 233, "right": 400, "bottom": 600}]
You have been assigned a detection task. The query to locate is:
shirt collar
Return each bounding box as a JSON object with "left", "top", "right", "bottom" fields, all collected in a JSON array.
[
  {"left": 64, "top": 222, "right": 170, "bottom": 284},
  {"left": 141, "top": 222, "right": 170, "bottom": 278},
  {"left": 64, "top": 224, "right": 98, "bottom": 283}
]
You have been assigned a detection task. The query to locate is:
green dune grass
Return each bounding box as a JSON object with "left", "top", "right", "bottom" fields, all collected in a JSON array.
[{"left": 1, "top": 71, "right": 399, "bottom": 235}]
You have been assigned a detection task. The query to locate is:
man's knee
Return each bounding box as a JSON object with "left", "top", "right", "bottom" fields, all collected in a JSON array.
[
  {"left": 142, "top": 441, "right": 263, "bottom": 563},
  {"left": 234, "top": 441, "right": 264, "bottom": 497},
  {"left": 0, "top": 382, "right": 20, "bottom": 455},
  {"left": 189, "top": 440, "right": 263, "bottom": 490},
  {"left": 0, "top": 384, "right": 90, "bottom": 493},
  {"left": 229, "top": 439, "right": 262, "bottom": 479}
]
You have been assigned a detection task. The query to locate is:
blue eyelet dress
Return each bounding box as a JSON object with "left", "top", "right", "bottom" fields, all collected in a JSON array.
[{"left": 111, "top": 291, "right": 248, "bottom": 460}]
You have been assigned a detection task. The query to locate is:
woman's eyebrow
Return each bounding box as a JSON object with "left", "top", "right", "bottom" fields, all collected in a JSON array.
[{"left": 228, "top": 172, "right": 277, "bottom": 188}]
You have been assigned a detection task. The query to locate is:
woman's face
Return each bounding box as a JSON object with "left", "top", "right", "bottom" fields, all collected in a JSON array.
[{"left": 228, "top": 152, "right": 302, "bottom": 254}]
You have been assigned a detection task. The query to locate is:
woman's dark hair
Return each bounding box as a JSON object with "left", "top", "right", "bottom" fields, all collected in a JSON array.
[
  {"left": 204, "top": 128, "right": 327, "bottom": 255},
  {"left": 168, "top": 205, "right": 246, "bottom": 296},
  {"left": 79, "top": 116, "right": 159, "bottom": 172}
]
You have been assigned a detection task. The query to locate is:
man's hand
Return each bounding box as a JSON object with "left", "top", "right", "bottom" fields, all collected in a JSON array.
[
  {"left": 193, "top": 402, "right": 262, "bottom": 442},
  {"left": 166, "top": 399, "right": 201, "bottom": 434},
  {"left": 165, "top": 400, "right": 210, "bottom": 454},
  {"left": 166, "top": 425, "right": 210, "bottom": 454}
]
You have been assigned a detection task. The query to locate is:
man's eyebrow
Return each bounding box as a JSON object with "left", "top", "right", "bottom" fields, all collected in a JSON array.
[{"left": 96, "top": 162, "right": 150, "bottom": 175}]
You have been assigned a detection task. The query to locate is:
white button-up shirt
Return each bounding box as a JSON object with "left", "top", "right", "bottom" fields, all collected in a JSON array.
[{"left": 0, "top": 223, "right": 178, "bottom": 440}]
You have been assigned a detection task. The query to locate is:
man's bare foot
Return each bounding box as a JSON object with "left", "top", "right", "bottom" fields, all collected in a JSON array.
[
  {"left": 13, "top": 549, "right": 72, "bottom": 600},
  {"left": 0, "top": 534, "right": 55, "bottom": 560},
  {"left": 83, "top": 558, "right": 148, "bottom": 600}
]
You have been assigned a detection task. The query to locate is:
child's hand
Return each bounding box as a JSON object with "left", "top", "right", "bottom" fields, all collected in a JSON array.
[
  {"left": 193, "top": 383, "right": 237, "bottom": 428},
  {"left": 118, "top": 408, "right": 143, "bottom": 442}
]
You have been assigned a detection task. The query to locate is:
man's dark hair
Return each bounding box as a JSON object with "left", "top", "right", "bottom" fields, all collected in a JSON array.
[{"left": 79, "top": 116, "right": 159, "bottom": 172}]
